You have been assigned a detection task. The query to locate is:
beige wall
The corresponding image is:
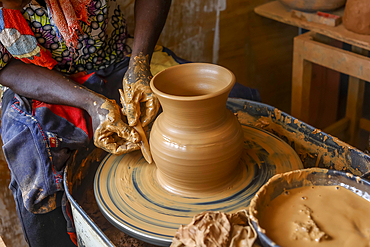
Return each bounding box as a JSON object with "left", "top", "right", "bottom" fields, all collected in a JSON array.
[{"left": 121, "top": 0, "right": 297, "bottom": 113}]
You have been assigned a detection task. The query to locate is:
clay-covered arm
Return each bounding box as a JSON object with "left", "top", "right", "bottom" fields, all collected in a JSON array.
[
  {"left": 120, "top": 0, "right": 171, "bottom": 127},
  {"left": 0, "top": 59, "right": 140, "bottom": 154}
]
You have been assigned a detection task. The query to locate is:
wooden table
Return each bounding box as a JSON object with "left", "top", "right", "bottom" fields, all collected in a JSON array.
[
  {"left": 255, "top": 1, "right": 370, "bottom": 147},
  {"left": 255, "top": 1, "right": 370, "bottom": 50}
]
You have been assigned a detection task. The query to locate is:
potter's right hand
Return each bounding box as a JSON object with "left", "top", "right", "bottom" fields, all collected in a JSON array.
[
  {"left": 120, "top": 53, "right": 159, "bottom": 128},
  {"left": 92, "top": 99, "right": 141, "bottom": 155}
]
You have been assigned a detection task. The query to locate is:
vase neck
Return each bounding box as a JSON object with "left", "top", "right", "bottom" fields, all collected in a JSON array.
[{"left": 158, "top": 94, "right": 229, "bottom": 127}]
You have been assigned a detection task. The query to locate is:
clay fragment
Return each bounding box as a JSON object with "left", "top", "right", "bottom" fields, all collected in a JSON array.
[
  {"left": 171, "top": 210, "right": 257, "bottom": 247},
  {"left": 291, "top": 205, "right": 330, "bottom": 242}
]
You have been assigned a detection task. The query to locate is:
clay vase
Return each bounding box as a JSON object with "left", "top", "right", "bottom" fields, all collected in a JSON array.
[
  {"left": 343, "top": 0, "right": 370, "bottom": 35},
  {"left": 149, "top": 63, "right": 244, "bottom": 196},
  {"left": 278, "top": 0, "right": 346, "bottom": 11}
]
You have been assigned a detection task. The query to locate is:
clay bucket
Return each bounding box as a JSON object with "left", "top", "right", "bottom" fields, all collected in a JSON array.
[
  {"left": 249, "top": 168, "right": 370, "bottom": 247},
  {"left": 149, "top": 63, "right": 244, "bottom": 196},
  {"left": 278, "top": 0, "right": 346, "bottom": 11}
]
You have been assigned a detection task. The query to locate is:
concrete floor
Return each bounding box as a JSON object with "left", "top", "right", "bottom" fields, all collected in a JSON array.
[{"left": 0, "top": 141, "right": 27, "bottom": 247}]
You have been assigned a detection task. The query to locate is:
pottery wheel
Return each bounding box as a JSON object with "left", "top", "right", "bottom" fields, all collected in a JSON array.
[{"left": 94, "top": 125, "right": 303, "bottom": 246}]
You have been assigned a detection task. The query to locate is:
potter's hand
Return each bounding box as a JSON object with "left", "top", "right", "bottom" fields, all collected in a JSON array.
[
  {"left": 120, "top": 53, "right": 159, "bottom": 127},
  {"left": 93, "top": 99, "right": 141, "bottom": 155}
]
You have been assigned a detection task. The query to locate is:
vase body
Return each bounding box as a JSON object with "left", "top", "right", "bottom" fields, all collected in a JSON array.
[
  {"left": 343, "top": 0, "right": 370, "bottom": 35},
  {"left": 149, "top": 63, "right": 244, "bottom": 196},
  {"left": 278, "top": 0, "right": 346, "bottom": 11}
]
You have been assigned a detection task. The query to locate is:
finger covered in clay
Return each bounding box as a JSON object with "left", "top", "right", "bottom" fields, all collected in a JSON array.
[{"left": 94, "top": 99, "right": 141, "bottom": 154}]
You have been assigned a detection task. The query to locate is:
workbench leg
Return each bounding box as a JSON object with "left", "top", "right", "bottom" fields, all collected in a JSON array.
[
  {"left": 291, "top": 36, "right": 312, "bottom": 122},
  {"left": 346, "top": 46, "right": 368, "bottom": 146},
  {"left": 346, "top": 76, "right": 365, "bottom": 146}
]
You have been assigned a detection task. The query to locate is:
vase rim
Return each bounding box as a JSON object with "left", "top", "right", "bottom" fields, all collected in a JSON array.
[{"left": 150, "top": 63, "right": 236, "bottom": 101}]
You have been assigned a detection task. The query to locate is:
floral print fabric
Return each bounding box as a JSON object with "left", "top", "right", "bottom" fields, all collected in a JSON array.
[{"left": 0, "top": 0, "right": 130, "bottom": 74}]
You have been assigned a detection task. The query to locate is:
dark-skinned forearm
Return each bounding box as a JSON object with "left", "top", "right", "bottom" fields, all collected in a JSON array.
[
  {"left": 0, "top": 59, "right": 106, "bottom": 116},
  {"left": 130, "top": 0, "right": 171, "bottom": 62}
]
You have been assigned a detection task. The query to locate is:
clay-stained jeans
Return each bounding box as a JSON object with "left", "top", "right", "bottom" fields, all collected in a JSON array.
[{"left": 10, "top": 182, "right": 75, "bottom": 247}]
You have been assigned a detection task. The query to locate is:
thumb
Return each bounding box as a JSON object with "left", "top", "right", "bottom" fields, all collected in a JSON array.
[
  {"left": 105, "top": 120, "right": 140, "bottom": 143},
  {"left": 119, "top": 88, "right": 141, "bottom": 126},
  {"left": 124, "top": 101, "right": 140, "bottom": 126}
]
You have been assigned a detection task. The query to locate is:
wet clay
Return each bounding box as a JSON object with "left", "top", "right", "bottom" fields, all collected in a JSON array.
[
  {"left": 149, "top": 63, "right": 244, "bottom": 196},
  {"left": 343, "top": 0, "right": 370, "bottom": 35},
  {"left": 259, "top": 185, "right": 370, "bottom": 247},
  {"left": 134, "top": 120, "right": 153, "bottom": 164},
  {"left": 171, "top": 210, "right": 257, "bottom": 247},
  {"left": 236, "top": 109, "right": 365, "bottom": 176},
  {"left": 94, "top": 124, "right": 303, "bottom": 244},
  {"left": 94, "top": 99, "right": 140, "bottom": 155},
  {"left": 121, "top": 52, "right": 159, "bottom": 128}
]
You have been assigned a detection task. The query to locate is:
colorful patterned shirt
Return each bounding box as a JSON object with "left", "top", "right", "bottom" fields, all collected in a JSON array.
[{"left": 0, "top": 0, "right": 131, "bottom": 74}]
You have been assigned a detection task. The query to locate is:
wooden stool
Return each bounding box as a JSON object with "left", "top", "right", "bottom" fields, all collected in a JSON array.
[{"left": 291, "top": 31, "right": 370, "bottom": 147}]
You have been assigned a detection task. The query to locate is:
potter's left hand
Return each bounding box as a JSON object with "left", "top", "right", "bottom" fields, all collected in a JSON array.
[
  {"left": 93, "top": 99, "right": 141, "bottom": 155},
  {"left": 120, "top": 53, "right": 159, "bottom": 127}
]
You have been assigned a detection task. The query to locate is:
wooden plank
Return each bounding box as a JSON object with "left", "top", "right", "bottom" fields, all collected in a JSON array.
[
  {"left": 323, "top": 117, "right": 350, "bottom": 137},
  {"left": 345, "top": 46, "right": 368, "bottom": 146},
  {"left": 309, "top": 63, "right": 341, "bottom": 129},
  {"left": 304, "top": 32, "right": 342, "bottom": 129},
  {"left": 291, "top": 36, "right": 312, "bottom": 121},
  {"left": 296, "top": 32, "right": 370, "bottom": 81},
  {"left": 291, "top": 10, "right": 342, "bottom": 27},
  {"left": 254, "top": 1, "right": 370, "bottom": 51},
  {"left": 360, "top": 118, "right": 370, "bottom": 133}
]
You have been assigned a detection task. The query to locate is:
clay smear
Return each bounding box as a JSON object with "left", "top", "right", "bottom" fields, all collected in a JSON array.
[
  {"left": 94, "top": 99, "right": 140, "bottom": 155},
  {"left": 259, "top": 185, "right": 370, "bottom": 247},
  {"left": 94, "top": 125, "right": 303, "bottom": 242},
  {"left": 236, "top": 110, "right": 367, "bottom": 176}
]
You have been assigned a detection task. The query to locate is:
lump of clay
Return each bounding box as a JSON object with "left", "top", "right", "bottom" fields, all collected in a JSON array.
[
  {"left": 291, "top": 205, "right": 331, "bottom": 242},
  {"left": 343, "top": 0, "right": 370, "bottom": 35},
  {"left": 171, "top": 210, "right": 256, "bottom": 247}
]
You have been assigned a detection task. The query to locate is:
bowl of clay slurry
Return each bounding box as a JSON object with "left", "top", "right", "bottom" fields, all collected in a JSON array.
[
  {"left": 249, "top": 168, "right": 370, "bottom": 247},
  {"left": 278, "top": 0, "right": 346, "bottom": 11}
]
